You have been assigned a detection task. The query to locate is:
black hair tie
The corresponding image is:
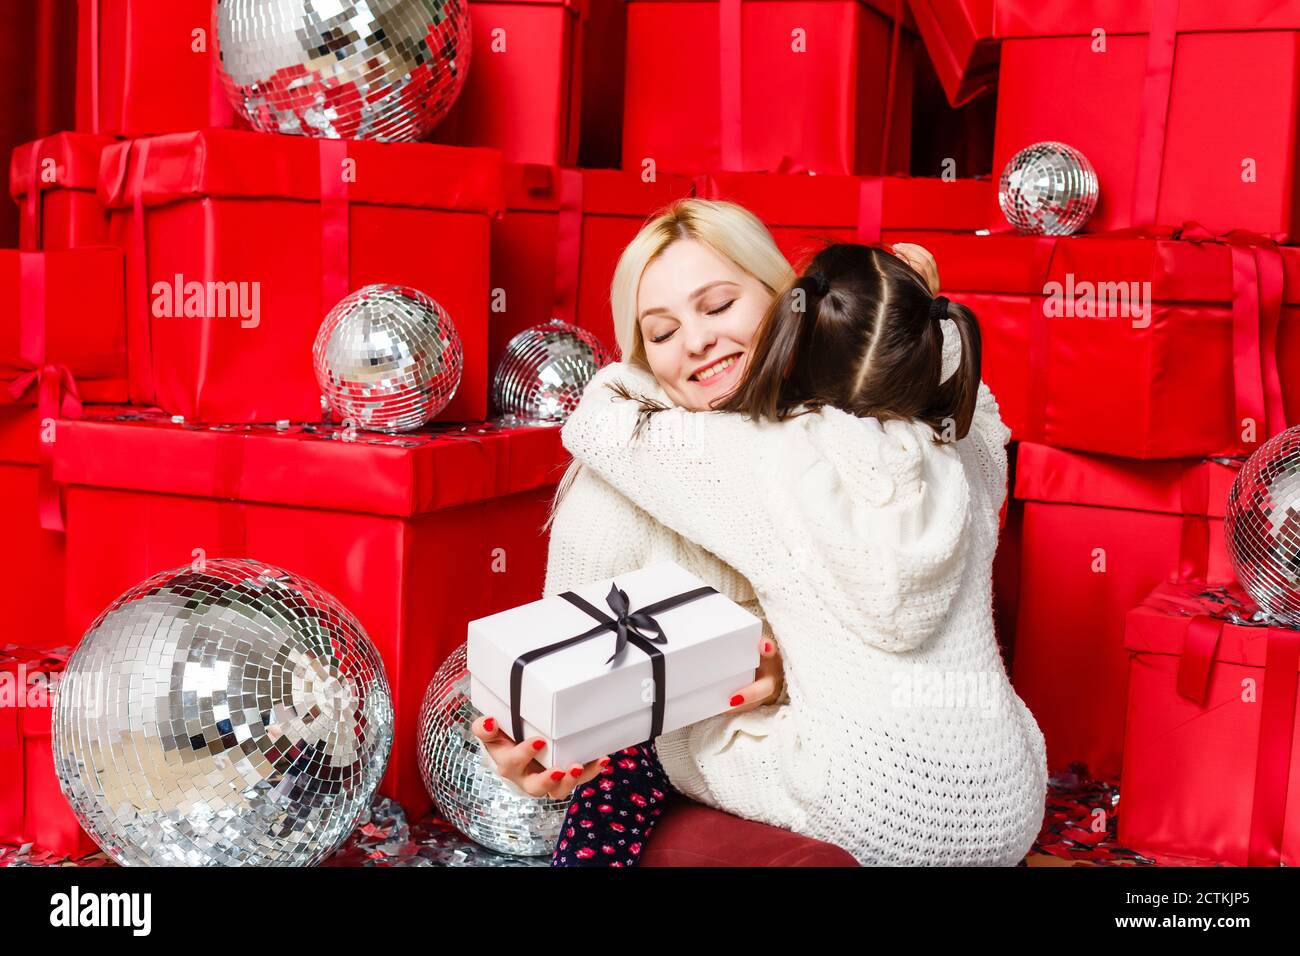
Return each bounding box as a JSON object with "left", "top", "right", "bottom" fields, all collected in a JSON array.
[
  {"left": 929, "top": 295, "right": 949, "bottom": 324},
  {"left": 808, "top": 272, "right": 831, "bottom": 297}
]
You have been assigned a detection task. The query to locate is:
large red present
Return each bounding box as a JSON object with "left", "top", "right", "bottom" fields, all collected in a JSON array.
[
  {"left": 491, "top": 164, "right": 693, "bottom": 365},
  {"left": 1121, "top": 583, "right": 1300, "bottom": 866},
  {"left": 0, "top": 407, "right": 80, "bottom": 647},
  {"left": 1010, "top": 442, "right": 1239, "bottom": 781},
  {"left": 9, "top": 133, "right": 115, "bottom": 251},
  {"left": 54, "top": 408, "right": 571, "bottom": 816},
  {"left": 0, "top": 646, "right": 99, "bottom": 858},
  {"left": 904, "top": 230, "right": 1299, "bottom": 459},
  {"left": 433, "top": 0, "right": 624, "bottom": 166},
  {"left": 75, "top": 0, "right": 235, "bottom": 137},
  {"left": 991, "top": 5, "right": 1300, "bottom": 239},
  {"left": 906, "top": 0, "right": 997, "bottom": 107},
  {"left": 623, "top": 0, "right": 914, "bottom": 175},
  {"left": 696, "top": 172, "right": 991, "bottom": 266},
  {"left": 1, "top": 248, "right": 128, "bottom": 411},
  {"left": 98, "top": 130, "right": 503, "bottom": 424}
]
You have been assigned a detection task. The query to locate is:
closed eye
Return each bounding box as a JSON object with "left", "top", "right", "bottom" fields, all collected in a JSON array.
[{"left": 649, "top": 300, "right": 735, "bottom": 343}]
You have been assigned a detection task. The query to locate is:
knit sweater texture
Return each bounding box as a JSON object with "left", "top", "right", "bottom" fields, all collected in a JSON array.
[{"left": 544, "top": 360, "right": 1048, "bottom": 865}]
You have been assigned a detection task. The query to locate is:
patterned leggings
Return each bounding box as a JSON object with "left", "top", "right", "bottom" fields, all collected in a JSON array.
[{"left": 550, "top": 740, "right": 673, "bottom": 867}]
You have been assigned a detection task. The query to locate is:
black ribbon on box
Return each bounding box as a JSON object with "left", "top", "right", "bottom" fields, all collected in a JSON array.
[{"left": 508, "top": 582, "right": 720, "bottom": 746}]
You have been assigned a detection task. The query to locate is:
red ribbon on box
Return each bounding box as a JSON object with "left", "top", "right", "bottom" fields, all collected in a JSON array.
[
  {"left": 518, "top": 164, "right": 584, "bottom": 329},
  {"left": 1175, "top": 614, "right": 1300, "bottom": 867},
  {"left": 553, "top": 169, "right": 584, "bottom": 329},
  {"left": 125, "top": 137, "right": 153, "bottom": 405},
  {"left": 23, "top": 144, "right": 43, "bottom": 251},
  {"left": 1174, "top": 224, "right": 1289, "bottom": 449},
  {"left": 318, "top": 140, "right": 351, "bottom": 312},
  {"left": 1131, "top": 0, "right": 1180, "bottom": 226},
  {"left": 5, "top": 253, "right": 83, "bottom": 533}
]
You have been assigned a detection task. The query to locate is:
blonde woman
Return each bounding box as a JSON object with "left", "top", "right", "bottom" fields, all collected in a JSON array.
[{"left": 472, "top": 200, "right": 1044, "bottom": 866}]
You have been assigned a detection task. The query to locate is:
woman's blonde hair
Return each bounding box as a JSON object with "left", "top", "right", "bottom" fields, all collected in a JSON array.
[{"left": 543, "top": 198, "right": 793, "bottom": 532}]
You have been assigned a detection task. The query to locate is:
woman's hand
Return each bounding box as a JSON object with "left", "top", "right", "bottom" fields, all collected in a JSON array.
[
  {"left": 727, "top": 631, "right": 785, "bottom": 714},
  {"left": 891, "top": 242, "right": 940, "bottom": 296},
  {"left": 470, "top": 717, "right": 609, "bottom": 799}
]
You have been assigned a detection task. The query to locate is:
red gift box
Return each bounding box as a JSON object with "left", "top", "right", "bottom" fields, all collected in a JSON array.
[
  {"left": 991, "top": 4, "right": 1300, "bottom": 239},
  {"left": 0, "top": 406, "right": 86, "bottom": 647},
  {"left": 1120, "top": 583, "right": 1300, "bottom": 866},
  {"left": 433, "top": 0, "right": 624, "bottom": 167},
  {"left": 696, "top": 171, "right": 991, "bottom": 264},
  {"left": 907, "top": 0, "right": 998, "bottom": 107},
  {"left": 1, "top": 248, "right": 128, "bottom": 410},
  {"left": 492, "top": 164, "right": 693, "bottom": 364},
  {"left": 98, "top": 130, "right": 504, "bottom": 424},
  {"left": 9, "top": 133, "right": 115, "bottom": 251},
  {"left": 54, "top": 408, "right": 571, "bottom": 816},
  {"left": 908, "top": 1, "right": 1300, "bottom": 106},
  {"left": 75, "top": 0, "right": 235, "bottom": 137},
  {"left": 624, "top": 0, "right": 914, "bottom": 176},
  {"left": 0, "top": 646, "right": 99, "bottom": 858},
  {"left": 903, "top": 231, "right": 1299, "bottom": 459},
  {"left": 1010, "top": 442, "right": 1239, "bottom": 781}
]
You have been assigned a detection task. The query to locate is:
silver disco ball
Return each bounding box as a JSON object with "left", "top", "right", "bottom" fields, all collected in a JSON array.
[
  {"left": 417, "top": 643, "right": 567, "bottom": 856},
  {"left": 215, "top": 0, "right": 472, "bottom": 141},
  {"left": 998, "top": 141, "right": 1099, "bottom": 236},
  {"left": 492, "top": 319, "right": 612, "bottom": 422},
  {"left": 314, "top": 284, "right": 463, "bottom": 433},
  {"left": 52, "top": 559, "right": 394, "bottom": 867},
  {"left": 1225, "top": 426, "right": 1300, "bottom": 627}
]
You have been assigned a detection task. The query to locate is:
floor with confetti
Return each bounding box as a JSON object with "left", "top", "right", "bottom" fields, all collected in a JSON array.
[{"left": 1, "top": 765, "right": 1224, "bottom": 868}]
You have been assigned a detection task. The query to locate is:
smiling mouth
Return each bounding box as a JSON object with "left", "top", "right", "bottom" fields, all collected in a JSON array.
[{"left": 689, "top": 353, "right": 742, "bottom": 383}]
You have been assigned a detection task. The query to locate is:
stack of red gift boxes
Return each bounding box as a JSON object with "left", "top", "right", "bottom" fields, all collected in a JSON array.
[
  {"left": 908, "top": 0, "right": 1300, "bottom": 866},
  {"left": 0, "top": 0, "right": 995, "bottom": 859},
  {"left": 11, "top": 0, "right": 1290, "bottom": 870}
]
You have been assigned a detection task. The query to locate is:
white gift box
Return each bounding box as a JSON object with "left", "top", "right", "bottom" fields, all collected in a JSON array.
[{"left": 466, "top": 560, "right": 762, "bottom": 769}]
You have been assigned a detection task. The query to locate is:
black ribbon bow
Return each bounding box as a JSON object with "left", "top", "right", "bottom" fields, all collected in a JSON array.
[{"left": 507, "top": 582, "right": 719, "bottom": 747}]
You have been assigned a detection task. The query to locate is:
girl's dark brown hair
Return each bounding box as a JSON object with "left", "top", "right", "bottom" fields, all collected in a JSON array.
[{"left": 714, "top": 243, "right": 982, "bottom": 442}]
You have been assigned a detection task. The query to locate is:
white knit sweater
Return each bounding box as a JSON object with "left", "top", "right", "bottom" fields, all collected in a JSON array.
[{"left": 547, "top": 361, "right": 1048, "bottom": 866}]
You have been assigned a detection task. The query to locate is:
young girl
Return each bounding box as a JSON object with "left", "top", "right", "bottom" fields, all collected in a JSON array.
[{"left": 556, "top": 241, "right": 1048, "bottom": 865}]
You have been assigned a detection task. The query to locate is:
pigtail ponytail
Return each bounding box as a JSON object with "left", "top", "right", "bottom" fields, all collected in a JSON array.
[{"left": 926, "top": 297, "right": 981, "bottom": 442}]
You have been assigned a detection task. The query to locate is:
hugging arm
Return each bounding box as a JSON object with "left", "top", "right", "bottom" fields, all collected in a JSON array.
[
  {"left": 560, "top": 363, "right": 971, "bottom": 651},
  {"left": 559, "top": 363, "right": 788, "bottom": 591}
]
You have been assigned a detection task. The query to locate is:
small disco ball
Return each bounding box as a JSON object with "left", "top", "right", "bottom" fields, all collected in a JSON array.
[
  {"left": 416, "top": 643, "right": 567, "bottom": 856},
  {"left": 492, "top": 319, "right": 613, "bottom": 422},
  {"left": 52, "top": 559, "right": 393, "bottom": 866},
  {"left": 998, "top": 141, "right": 1099, "bottom": 236},
  {"left": 1225, "top": 426, "right": 1300, "bottom": 628},
  {"left": 314, "top": 284, "right": 462, "bottom": 433},
  {"left": 215, "top": 0, "right": 472, "bottom": 141}
]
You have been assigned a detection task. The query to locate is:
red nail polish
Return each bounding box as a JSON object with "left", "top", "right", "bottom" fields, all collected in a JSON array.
[
  {"left": 570, "top": 767, "right": 582, "bottom": 777},
  {"left": 762, "top": 641, "right": 771, "bottom": 654},
  {"left": 483, "top": 717, "right": 495, "bottom": 732},
  {"left": 729, "top": 694, "right": 744, "bottom": 707},
  {"left": 599, "top": 757, "right": 610, "bottom": 767},
  {"left": 551, "top": 770, "right": 565, "bottom": 781},
  {"left": 532, "top": 739, "right": 546, "bottom": 750}
]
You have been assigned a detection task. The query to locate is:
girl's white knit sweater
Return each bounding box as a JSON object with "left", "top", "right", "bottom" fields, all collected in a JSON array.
[{"left": 546, "top": 360, "right": 1048, "bottom": 866}]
